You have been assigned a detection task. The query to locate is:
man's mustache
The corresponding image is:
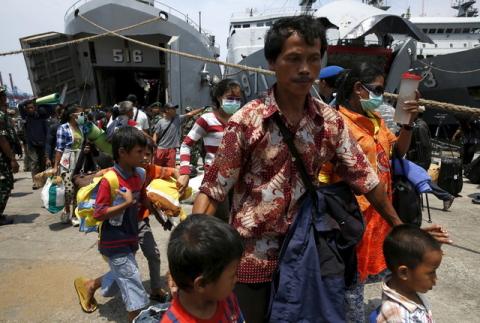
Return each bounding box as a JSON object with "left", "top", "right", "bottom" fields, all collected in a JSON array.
[{"left": 292, "top": 76, "right": 314, "bottom": 83}]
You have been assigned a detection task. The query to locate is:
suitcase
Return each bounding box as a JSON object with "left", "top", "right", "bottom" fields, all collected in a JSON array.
[
  {"left": 465, "top": 156, "right": 480, "bottom": 184},
  {"left": 438, "top": 156, "right": 463, "bottom": 196}
]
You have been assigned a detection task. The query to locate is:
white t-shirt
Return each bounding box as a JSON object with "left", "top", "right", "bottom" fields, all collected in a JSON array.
[{"left": 132, "top": 107, "right": 149, "bottom": 131}]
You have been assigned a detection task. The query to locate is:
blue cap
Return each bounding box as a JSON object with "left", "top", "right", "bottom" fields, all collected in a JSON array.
[{"left": 318, "top": 65, "right": 344, "bottom": 79}]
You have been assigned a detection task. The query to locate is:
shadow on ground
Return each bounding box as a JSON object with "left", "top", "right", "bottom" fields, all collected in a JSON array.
[
  {"left": 97, "top": 297, "right": 127, "bottom": 323},
  {"left": 14, "top": 213, "right": 40, "bottom": 223},
  {"left": 49, "top": 222, "right": 72, "bottom": 231},
  {"left": 10, "top": 192, "right": 32, "bottom": 198}
]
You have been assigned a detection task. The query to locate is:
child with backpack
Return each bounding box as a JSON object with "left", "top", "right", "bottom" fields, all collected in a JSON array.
[
  {"left": 73, "top": 127, "right": 149, "bottom": 322},
  {"left": 373, "top": 224, "right": 442, "bottom": 323},
  {"left": 161, "top": 214, "right": 245, "bottom": 323}
]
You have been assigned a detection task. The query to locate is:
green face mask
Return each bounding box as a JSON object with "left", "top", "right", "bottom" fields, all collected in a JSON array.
[
  {"left": 360, "top": 91, "right": 383, "bottom": 112},
  {"left": 75, "top": 113, "right": 85, "bottom": 125},
  {"left": 221, "top": 99, "right": 242, "bottom": 115}
]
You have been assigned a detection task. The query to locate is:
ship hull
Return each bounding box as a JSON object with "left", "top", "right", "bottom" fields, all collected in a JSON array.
[{"left": 20, "top": 0, "right": 221, "bottom": 110}]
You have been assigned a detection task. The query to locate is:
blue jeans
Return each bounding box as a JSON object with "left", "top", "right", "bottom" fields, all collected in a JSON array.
[{"left": 101, "top": 253, "right": 149, "bottom": 312}]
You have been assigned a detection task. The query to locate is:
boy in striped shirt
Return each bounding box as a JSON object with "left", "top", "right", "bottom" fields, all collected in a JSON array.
[
  {"left": 375, "top": 225, "right": 442, "bottom": 323},
  {"left": 161, "top": 214, "right": 245, "bottom": 323}
]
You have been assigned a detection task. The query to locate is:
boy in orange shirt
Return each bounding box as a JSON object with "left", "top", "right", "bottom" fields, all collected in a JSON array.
[{"left": 161, "top": 214, "right": 245, "bottom": 323}]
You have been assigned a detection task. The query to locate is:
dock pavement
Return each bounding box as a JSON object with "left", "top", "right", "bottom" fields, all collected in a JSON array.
[{"left": 0, "top": 171, "right": 479, "bottom": 322}]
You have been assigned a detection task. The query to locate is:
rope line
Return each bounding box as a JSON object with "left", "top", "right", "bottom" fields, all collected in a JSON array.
[
  {"left": 1, "top": 13, "right": 478, "bottom": 115},
  {"left": 417, "top": 59, "right": 480, "bottom": 74},
  {"left": 383, "top": 93, "right": 480, "bottom": 116},
  {"left": 0, "top": 15, "right": 163, "bottom": 57}
]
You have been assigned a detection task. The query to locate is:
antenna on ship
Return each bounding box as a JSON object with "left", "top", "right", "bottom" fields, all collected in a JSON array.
[
  {"left": 452, "top": 0, "right": 479, "bottom": 17},
  {"left": 299, "top": 0, "right": 317, "bottom": 14},
  {"left": 363, "top": 0, "right": 390, "bottom": 11}
]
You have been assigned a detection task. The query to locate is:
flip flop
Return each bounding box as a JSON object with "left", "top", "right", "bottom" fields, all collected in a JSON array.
[{"left": 74, "top": 277, "right": 98, "bottom": 313}]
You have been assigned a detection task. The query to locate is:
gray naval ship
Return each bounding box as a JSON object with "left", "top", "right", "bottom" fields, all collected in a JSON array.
[
  {"left": 19, "top": 0, "right": 222, "bottom": 109},
  {"left": 225, "top": 0, "right": 480, "bottom": 125}
]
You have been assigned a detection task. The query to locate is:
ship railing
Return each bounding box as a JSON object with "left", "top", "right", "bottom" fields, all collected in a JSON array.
[
  {"left": 152, "top": 1, "right": 214, "bottom": 38},
  {"left": 64, "top": 0, "right": 214, "bottom": 39},
  {"left": 230, "top": 7, "right": 304, "bottom": 19}
]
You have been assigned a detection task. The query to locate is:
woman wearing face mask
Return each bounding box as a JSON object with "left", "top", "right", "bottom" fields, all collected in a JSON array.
[
  {"left": 319, "top": 62, "right": 420, "bottom": 322},
  {"left": 177, "top": 79, "right": 242, "bottom": 220},
  {"left": 54, "top": 104, "right": 86, "bottom": 225}
]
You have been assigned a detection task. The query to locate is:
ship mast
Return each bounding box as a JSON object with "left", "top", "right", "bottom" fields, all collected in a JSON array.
[
  {"left": 451, "top": 0, "right": 479, "bottom": 17},
  {"left": 299, "top": 0, "right": 317, "bottom": 14}
]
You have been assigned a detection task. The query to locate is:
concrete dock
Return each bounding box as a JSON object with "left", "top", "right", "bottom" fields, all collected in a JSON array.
[{"left": 0, "top": 171, "right": 479, "bottom": 322}]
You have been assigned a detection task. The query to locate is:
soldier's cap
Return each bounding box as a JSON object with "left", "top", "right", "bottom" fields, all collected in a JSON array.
[
  {"left": 164, "top": 103, "right": 179, "bottom": 109},
  {"left": 126, "top": 94, "right": 138, "bottom": 102},
  {"left": 318, "top": 65, "right": 344, "bottom": 80},
  {"left": 149, "top": 101, "right": 162, "bottom": 108}
]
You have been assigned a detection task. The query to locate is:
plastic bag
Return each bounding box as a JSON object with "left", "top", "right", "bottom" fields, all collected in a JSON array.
[
  {"left": 146, "top": 178, "right": 192, "bottom": 221},
  {"left": 41, "top": 176, "right": 65, "bottom": 214}
]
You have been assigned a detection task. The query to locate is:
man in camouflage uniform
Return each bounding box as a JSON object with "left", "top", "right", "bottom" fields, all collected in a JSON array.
[
  {"left": 148, "top": 102, "right": 163, "bottom": 135},
  {"left": 0, "top": 86, "right": 20, "bottom": 225}
]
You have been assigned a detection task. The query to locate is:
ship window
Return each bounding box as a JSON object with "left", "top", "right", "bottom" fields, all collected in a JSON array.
[
  {"left": 454, "top": 28, "right": 462, "bottom": 33},
  {"left": 445, "top": 28, "right": 453, "bottom": 33},
  {"left": 428, "top": 29, "right": 436, "bottom": 33},
  {"left": 422, "top": 44, "right": 426, "bottom": 48},
  {"left": 464, "top": 43, "right": 468, "bottom": 47},
  {"left": 257, "top": 22, "right": 264, "bottom": 27},
  {"left": 422, "top": 28, "right": 428, "bottom": 33},
  {"left": 417, "top": 55, "right": 424, "bottom": 59},
  {"left": 242, "top": 24, "right": 250, "bottom": 28},
  {"left": 437, "top": 28, "right": 445, "bottom": 34},
  {"left": 450, "top": 43, "right": 453, "bottom": 48},
  {"left": 266, "top": 21, "right": 273, "bottom": 26},
  {"left": 472, "top": 28, "right": 480, "bottom": 33},
  {"left": 233, "top": 24, "right": 241, "bottom": 28},
  {"left": 463, "top": 28, "right": 470, "bottom": 33},
  {"left": 435, "top": 44, "right": 438, "bottom": 48}
]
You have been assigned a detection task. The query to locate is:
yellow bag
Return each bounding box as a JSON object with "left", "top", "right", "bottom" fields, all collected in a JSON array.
[
  {"left": 75, "top": 170, "right": 119, "bottom": 233},
  {"left": 146, "top": 178, "right": 192, "bottom": 221}
]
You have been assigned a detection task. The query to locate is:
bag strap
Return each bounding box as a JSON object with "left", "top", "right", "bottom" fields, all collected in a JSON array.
[
  {"left": 272, "top": 113, "right": 319, "bottom": 212},
  {"left": 103, "top": 170, "right": 120, "bottom": 199},
  {"left": 134, "top": 108, "right": 140, "bottom": 122},
  {"left": 157, "top": 118, "right": 174, "bottom": 144}
]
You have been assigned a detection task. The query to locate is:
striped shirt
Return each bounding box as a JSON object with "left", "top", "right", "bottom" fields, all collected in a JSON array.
[
  {"left": 377, "top": 279, "right": 434, "bottom": 323},
  {"left": 179, "top": 112, "right": 225, "bottom": 175}
]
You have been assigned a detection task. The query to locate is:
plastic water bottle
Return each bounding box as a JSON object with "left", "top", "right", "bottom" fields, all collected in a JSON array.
[
  {"left": 109, "top": 187, "right": 127, "bottom": 226},
  {"left": 377, "top": 103, "right": 400, "bottom": 134}
]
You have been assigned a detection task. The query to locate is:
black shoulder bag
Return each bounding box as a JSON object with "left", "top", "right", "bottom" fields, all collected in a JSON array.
[
  {"left": 272, "top": 113, "right": 365, "bottom": 247},
  {"left": 391, "top": 152, "right": 422, "bottom": 227}
]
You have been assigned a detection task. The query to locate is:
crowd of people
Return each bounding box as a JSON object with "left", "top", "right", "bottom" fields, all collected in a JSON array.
[{"left": 0, "top": 14, "right": 479, "bottom": 323}]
